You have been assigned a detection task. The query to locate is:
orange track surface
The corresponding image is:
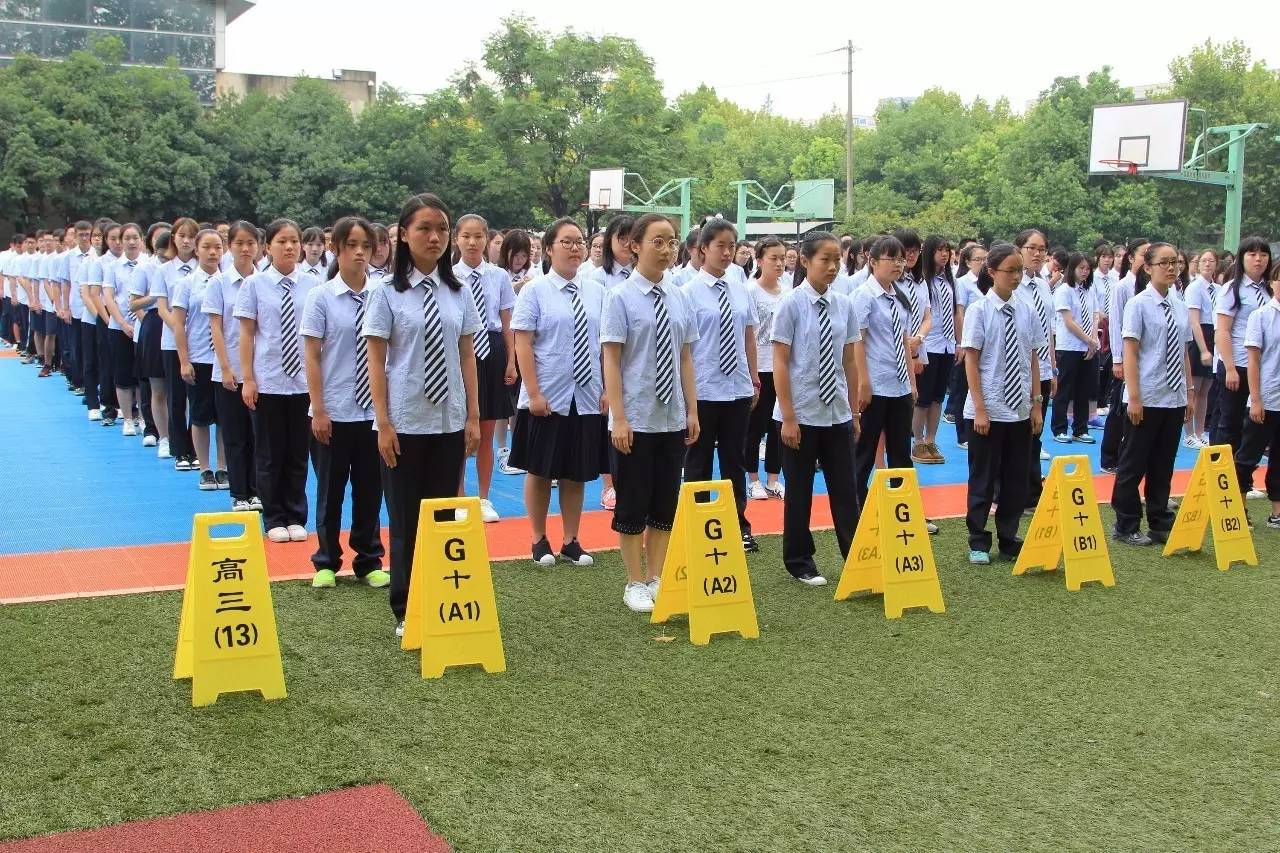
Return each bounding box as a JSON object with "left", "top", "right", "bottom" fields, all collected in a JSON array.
[{"left": 0, "top": 469, "right": 1202, "bottom": 604}]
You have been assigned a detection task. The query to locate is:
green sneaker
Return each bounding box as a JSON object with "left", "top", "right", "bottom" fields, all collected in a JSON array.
[
  {"left": 362, "top": 569, "right": 391, "bottom": 588},
  {"left": 311, "top": 569, "right": 337, "bottom": 589}
]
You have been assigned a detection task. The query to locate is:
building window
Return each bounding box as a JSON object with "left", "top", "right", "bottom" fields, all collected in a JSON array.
[
  {"left": 88, "top": 0, "right": 128, "bottom": 26},
  {"left": 0, "top": 1, "right": 42, "bottom": 21},
  {"left": 0, "top": 20, "right": 41, "bottom": 54},
  {"left": 41, "top": 22, "right": 85, "bottom": 54},
  {"left": 130, "top": 0, "right": 212, "bottom": 35}
]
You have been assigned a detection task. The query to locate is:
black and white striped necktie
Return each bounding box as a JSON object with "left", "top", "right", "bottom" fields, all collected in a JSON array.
[
  {"left": 353, "top": 291, "right": 371, "bottom": 410},
  {"left": 901, "top": 277, "right": 918, "bottom": 330},
  {"left": 714, "top": 279, "right": 736, "bottom": 375},
  {"left": 422, "top": 282, "right": 447, "bottom": 403},
  {"left": 652, "top": 285, "right": 673, "bottom": 404},
  {"left": 1161, "top": 299, "right": 1183, "bottom": 395},
  {"left": 1025, "top": 278, "right": 1050, "bottom": 363},
  {"left": 279, "top": 277, "right": 301, "bottom": 377},
  {"left": 468, "top": 269, "right": 490, "bottom": 360},
  {"left": 937, "top": 276, "right": 955, "bottom": 341},
  {"left": 1001, "top": 303, "right": 1024, "bottom": 410},
  {"left": 566, "top": 282, "right": 592, "bottom": 387},
  {"left": 886, "top": 292, "right": 910, "bottom": 386},
  {"left": 816, "top": 295, "right": 836, "bottom": 404},
  {"left": 1079, "top": 288, "right": 1094, "bottom": 337},
  {"left": 620, "top": 266, "right": 631, "bottom": 280}
]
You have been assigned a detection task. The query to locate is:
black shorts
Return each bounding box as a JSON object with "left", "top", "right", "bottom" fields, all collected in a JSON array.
[
  {"left": 509, "top": 399, "right": 608, "bottom": 482},
  {"left": 475, "top": 331, "right": 515, "bottom": 421},
  {"left": 135, "top": 311, "right": 164, "bottom": 379},
  {"left": 43, "top": 310, "right": 60, "bottom": 335},
  {"left": 110, "top": 328, "right": 138, "bottom": 388},
  {"left": 916, "top": 351, "right": 956, "bottom": 407},
  {"left": 1189, "top": 323, "right": 1214, "bottom": 379},
  {"left": 188, "top": 361, "right": 217, "bottom": 426},
  {"left": 609, "top": 430, "right": 686, "bottom": 535}
]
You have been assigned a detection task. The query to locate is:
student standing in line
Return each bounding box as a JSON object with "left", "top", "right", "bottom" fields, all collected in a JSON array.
[
  {"left": 601, "top": 213, "right": 699, "bottom": 614},
  {"left": 205, "top": 221, "right": 260, "bottom": 511},
  {"left": 943, "top": 242, "right": 988, "bottom": 448},
  {"left": 1014, "top": 229, "right": 1056, "bottom": 502},
  {"left": 103, "top": 224, "right": 146, "bottom": 438},
  {"left": 64, "top": 221, "right": 94, "bottom": 398},
  {"left": 299, "top": 227, "right": 327, "bottom": 281},
  {"left": 172, "top": 229, "right": 228, "bottom": 491},
  {"left": 773, "top": 231, "right": 863, "bottom": 585},
  {"left": 486, "top": 229, "right": 504, "bottom": 266},
  {"left": 367, "top": 223, "right": 392, "bottom": 279},
  {"left": 671, "top": 228, "right": 702, "bottom": 288},
  {"left": 236, "top": 218, "right": 322, "bottom": 543},
  {"left": 963, "top": 243, "right": 1044, "bottom": 564},
  {"left": 84, "top": 222, "right": 122, "bottom": 427},
  {"left": 35, "top": 230, "right": 59, "bottom": 376},
  {"left": 130, "top": 228, "right": 172, "bottom": 455},
  {"left": 453, "top": 213, "right": 517, "bottom": 523},
  {"left": 579, "top": 231, "right": 605, "bottom": 278},
  {"left": 492, "top": 228, "right": 536, "bottom": 476},
  {"left": 682, "top": 219, "right": 761, "bottom": 552},
  {"left": 510, "top": 219, "right": 608, "bottom": 566},
  {"left": 300, "top": 215, "right": 389, "bottom": 590},
  {"left": 746, "top": 236, "right": 789, "bottom": 501},
  {"left": 1100, "top": 238, "right": 1149, "bottom": 473},
  {"left": 1112, "top": 242, "right": 1193, "bottom": 546},
  {"left": 152, "top": 217, "right": 200, "bottom": 471},
  {"left": 1091, "top": 243, "right": 1118, "bottom": 429},
  {"left": 589, "top": 215, "right": 636, "bottom": 291},
  {"left": 911, "top": 235, "right": 958, "bottom": 464},
  {"left": 1236, "top": 259, "right": 1280, "bottom": 526},
  {"left": 1213, "top": 236, "right": 1272, "bottom": 494},
  {"left": 365, "top": 193, "right": 481, "bottom": 637},
  {"left": 1050, "top": 252, "right": 1099, "bottom": 444},
  {"left": 850, "top": 236, "right": 918, "bottom": 510},
  {"left": 1184, "top": 249, "right": 1220, "bottom": 447}
]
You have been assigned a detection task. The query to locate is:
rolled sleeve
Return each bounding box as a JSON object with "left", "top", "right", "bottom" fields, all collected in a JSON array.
[
  {"left": 232, "top": 278, "right": 258, "bottom": 321},
  {"left": 299, "top": 286, "right": 326, "bottom": 339},
  {"left": 600, "top": 289, "right": 628, "bottom": 344},
  {"left": 363, "top": 285, "right": 393, "bottom": 339}
]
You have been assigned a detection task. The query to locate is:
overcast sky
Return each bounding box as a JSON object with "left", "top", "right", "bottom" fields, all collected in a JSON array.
[{"left": 225, "top": 1, "right": 1278, "bottom": 120}]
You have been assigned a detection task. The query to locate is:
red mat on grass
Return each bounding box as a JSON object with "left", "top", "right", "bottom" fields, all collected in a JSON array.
[{"left": 0, "top": 784, "right": 450, "bottom": 853}]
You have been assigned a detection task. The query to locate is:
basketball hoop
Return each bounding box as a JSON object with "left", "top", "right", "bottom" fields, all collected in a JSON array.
[{"left": 1098, "top": 158, "right": 1140, "bottom": 175}]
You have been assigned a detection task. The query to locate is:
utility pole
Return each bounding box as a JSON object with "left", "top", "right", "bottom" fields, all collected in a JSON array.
[{"left": 845, "top": 39, "right": 854, "bottom": 219}]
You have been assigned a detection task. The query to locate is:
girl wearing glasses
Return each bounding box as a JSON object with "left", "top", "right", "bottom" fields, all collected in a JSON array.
[
  {"left": 590, "top": 215, "right": 636, "bottom": 291},
  {"left": 1050, "top": 252, "right": 1099, "bottom": 444}
]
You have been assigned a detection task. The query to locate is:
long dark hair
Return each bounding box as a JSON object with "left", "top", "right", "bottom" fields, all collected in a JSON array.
[
  {"left": 892, "top": 228, "right": 921, "bottom": 282},
  {"left": 325, "top": 215, "right": 374, "bottom": 280},
  {"left": 978, "top": 242, "right": 1018, "bottom": 295},
  {"left": 1229, "top": 236, "right": 1272, "bottom": 308},
  {"left": 498, "top": 228, "right": 532, "bottom": 277},
  {"left": 793, "top": 230, "right": 841, "bottom": 289},
  {"left": 920, "top": 234, "right": 955, "bottom": 302},
  {"left": 540, "top": 217, "right": 583, "bottom": 275},
  {"left": 844, "top": 234, "right": 865, "bottom": 276},
  {"left": 390, "top": 193, "right": 462, "bottom": 293},
  {"left": 1119, "top": 237, "right": 1147, "bottom": 279},
  {"left": 600, "top": 214, "right": 635, "bottom": 275},
  {"left": 736, "top": 240, "right": 754, "bottom": 277},
  {"left": 753, "top": 235, "right": 784, "bottom": 280},
  {"left": 1065, "top": 251, "right": 1093, "bottom": 289}
]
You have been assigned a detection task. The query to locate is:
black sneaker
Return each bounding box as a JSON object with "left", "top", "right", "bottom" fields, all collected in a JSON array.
[
  {"left": 742, "top": 532, "right": 760, "bottom": 553},
  {"left": 559, "top": 538, "right": 594, "bottom": 566},
  {"left": 174, "top": 456, "right": 191, "bottom": 471},
  {"left": 215, "top": 470, "right": 230, "bottom": 490},
  {"left": 198, "top": 470, "right": 217, "bottom": 491},
  {"left": 1267, "top": 515, "right": 1280, "bottom": 529},
  {"left": 1112, "top": 529, "right": 1152, "bottom": 546},
  {"left": 101, "top": 415, "right": 117, "bottom": 427},
  {"left": 184, "top": 455, "right": 200, "bottom": 471},
  {"left": 532, "top": 536, "right": 554, "bottom": 567}
]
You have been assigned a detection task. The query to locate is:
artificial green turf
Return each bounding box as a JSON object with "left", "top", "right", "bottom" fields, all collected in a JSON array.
[{"left": 1, "top": 512, "right": 1278, "bottom": 852}]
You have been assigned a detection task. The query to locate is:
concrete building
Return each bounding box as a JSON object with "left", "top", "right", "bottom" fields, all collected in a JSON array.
[{"left": 216, "top": 68, "right": 377, "bottom": 114}]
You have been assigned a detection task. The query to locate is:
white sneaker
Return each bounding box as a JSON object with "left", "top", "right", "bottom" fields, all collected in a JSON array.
[
  {"left": 1247, "top": 488, "right": 1266, "bottom": 500},
  {"left": 395, "top": 620, "right": 405, "bottom": 638},
  {"left": 143, "top": 434, "right": 157, "bottom": 447},
  {"left": 266, "top": 526, "right": 290, "bottom": 543},
  {"left": 287, "top": 524, "right": 308, "bottom": 542},
  {"left": 796, "top": 572, "right": 828, "bottom": 587},
  {"left": 1040, "top": 449, "right": 1050, "bottom": 461},
  {"left": 135, "top": 418, "right": 145, "bottom": 435},
  {"left": 231, "top": 499, "right": 253, "bottom": 511},
  {"left": 455, "top": 508, "right": 468, "bottom": 522},
  {"left": 157, "top": 437, "right": 171, "bottom": 459},
  {"left": 87, "top": 408, "right": 101, "bottom": 422},
  {"left": 749, "top": 480, "right": 768, "bottom": 501},
  {"left": 647, "top": 576, "right": 660, "bottom": 601},
  {"left": 1096, "top": 406, "right": 1109, "bottom": 418},
  {"left": 624, "top": 581, "right": 654, "bottom": 613},
  {"left": 249, "top": 496, "right": 263, "bottom": 511},
  {"left": 480, "top": 498, "right": 500, "bottom": 523},
  {"left": 497, "top": 447, "right": 524, "bottom": 475},
  {"left": 122, "top": 419, "right": 136, "bottom": 437},
  {"left": 1182, "top": 435, "right": 1202, "bottom": 449},
  {"left": 764, "top": 481, "right": 785, "bottom": 500}
]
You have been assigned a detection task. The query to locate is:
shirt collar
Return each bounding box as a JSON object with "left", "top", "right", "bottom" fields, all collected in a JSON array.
[
  {"left": 456, "top": 260, "right": 483, "bottom": 280},
  {"left": 987, "top": 289, "right": 1014, "bottom": 308},
  {"left": 630, "top": 272, "right": 664, "bottom": 294},
  {"left": 1021, "top": 272, "right": 1039, "bottom": 287},
  {"left": 798, "top": 282, "right": 829, "bottom": 304},
  {"left": 407, "top": 266, "right": 441, "bottom": 290},
  {"left": 327, "top": 275, "right": 367, "bottom": 297},
  {"left": 696, "top": 269, "right": 728, "bottom": 288},
  {"left": 547, "top": 270, "right": 579, "bottom": 291}
]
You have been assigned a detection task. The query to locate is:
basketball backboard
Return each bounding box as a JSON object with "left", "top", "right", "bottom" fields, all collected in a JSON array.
[
  {"left": 1088, "top": 99, "right": 1188, "bottom": 174},
  {"left": 588, "top": 168, "right": 625, "bottom": 210}
]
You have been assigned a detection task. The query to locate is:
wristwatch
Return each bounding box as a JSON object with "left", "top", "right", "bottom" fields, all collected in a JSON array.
[{"left": 1033, "top": 394, "right": 1044, "bottom": 403}]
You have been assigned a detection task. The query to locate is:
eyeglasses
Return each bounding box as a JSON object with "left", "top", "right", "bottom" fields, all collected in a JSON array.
[
  {"left": 994, "top": 266, "right": 1023, "bottom": 274},
  {"left": 646, "top": 238, "right": 680, "bottom": 250},
  {"left": 1149, "top": 259, "right": 1180, "bottom": 269},
  {"left": 1023, "top": 246, "right": 1047, "bottom": 254},
  {"left": 874, "top": 257, "right": 906, "bottom": 266},
  {"left": 555, "top": 239, "right": 587, "bottom": 250}
]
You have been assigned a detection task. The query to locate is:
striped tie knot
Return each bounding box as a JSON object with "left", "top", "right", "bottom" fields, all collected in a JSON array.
[{"left": 469, "top": 268, "right": 490, "bottom": 361}]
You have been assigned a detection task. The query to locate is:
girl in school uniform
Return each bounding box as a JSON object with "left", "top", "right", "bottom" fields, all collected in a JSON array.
[
  {"left": 300, "top": 215, "right": 388, "bottom": 590},
  {"left": 204, "top": 221, "right": 260, "bottom": 512},
  {"left": 510, "top": 218, "right": 609, "bottom": 566},
  {"left": 893, "top": 230, "right": 932, "bottom": 468},
  {"left": 1213, "top": 236, "right": 1273, "bottom": 494},
  {"left": 1050, "top": 252, "right": 1100, "bottom": 443},
  {"left": 912, "top": 235, "right": 957, "bottom": 465},
  {"left": 746, "top": 236, "right": 789, "bottom": 501},
  {"left": 1092, "top": 243, "right": 1117, "bottom": 426},
  {"left": 152, "top": 217, "right": 200, "bottom": 471},
  {"left": 130, "top": 227, "right": 172, "bottom": 455},
  {"left": 299, "top": 227, "right": 328, "bottom": 281},
  {"left": 1184, "top": 249, "right": 1220, "bottom": 447},
  {"left": 1236, "top": 259, "right": 1280, "bottom": 526},
  {"left": 171, "top": 229, "right": 227, "bottom": 490},
  {"left": 103, "top": 224, "right": 145, "bottom": 438},
  {"left": 601, "top": 213, "right": 699, "bottom": 614},
  {"left": 682, "top": 219, "right": 761, "bottom": 552},
  {"left": 235, "top": 218, "right": 322, "bottom": 543},
  {"left": 453, "top": 214, "right": 518, "bottom": 523},
  {"left": 850, "top": 235, "right": 918, "bottom": 510},
  {"left": 962, "top": 243, "right": 1045, "bottom": 564},
  {"left": 1112, "top": 242, "right": 1193, "bottom": 546},
  {"left": 365, "top": 193, "right": 481, "bottom": 637},
  {"left": 1100, "top": 238, "right": 1149, "bottom": 472},
  {"left": 579, "top": 231, "right": 605, "bottom": 278},
  {"left": 84, "top": 222, "right": 122, "bottom": 427},
  {"left": 773, "top": 231, "right": 863, "bottom": 585},
  {"left": 590, "top": 216, "right": 635, "bottom": 291},
  {"left": 486, "top": 230, "right": 504, "bottom": 266},
  {"left": 943, "top": 242, "right": 988, "bottom": 448},
  {"left": 367, "top": 223, "right": 392, "bottom": 279},
  {"left": 1015, "top": 229, "right": 1057, "bottom": 500},
  {"left": 671, "top": 228, "right": 701, "bottom": 288},
  {"left": 499, "top": 229, "right": 537, "bottom": 292},
  {"left": 734, "top": 241, "right": 754, "bottom": 278}
]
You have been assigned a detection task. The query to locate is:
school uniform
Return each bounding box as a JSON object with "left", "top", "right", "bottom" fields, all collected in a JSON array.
[
  {"left": 1184, "top": 275, "right": 1217, "bottom": 381},
  {"left": 66, "top": 248, "right": 94, "bottom": 390},
  {"left": 1112, "top": 286, "right": 1191, "bottom": 539},
  {"left": 203, "top": 269, "right": 257, "bottom": 503},
  {"left": 219, "top": 252, "right": 236, "bottom": 273},
  {"left": 1050, "top": 284, "right": 1098, "bottom": 438},
  {"left": 299, "top": 276, "right": 385, "bottom": 578},
  {"left": 944, "top": 271, "right": 984, "bottom": 443},
  {"left": 1093, "top": 268, "right": 1119, "bottom": 405},
  {"left": 682, "top": 269, "right": 759, "bottom": 539},
  {"left": 170, "top": 268, "right": 219, "bottom": 431},
  {"left": 600, "top": 272, "right": 700, "bottom": 536},
  {"left": 591, "top": 263, "right": 634, "bottom": 291},
  {"left": 772, "top": 283, "right": 861, "bottom": 578},
  {"left": 130, "top": 256, "right": 165, "bottom": 381},
  {"left": 918, "top": 273, "right": 959, "bottom": 408},
  {"left": 152, "top": 257, "right": 199, "bottom": 462},
  {"left": 233, "top": 265, "right": 321, "bottom": 531},
  {"left": 670, "top": 263, "right": 696, "bottom": 288},
  {"left": 746, "top": 278, "right": 791, "bottom": 482},
  {"left": 1235, "top": 300, "right": 1280, "bottom": 501},
  {"left": 298, "top": 260, "right": 327, "bottom": 282},
  {"left": 1211, "top": 277, "right": 1269, "bottom": 468},
  {"left": 831, "top": 267, "right": 868, "bottom": 297},
  {"left": 15, "top": 253, "right": 33, "bottom": 353},
  {"left": 103, "top": 258, "right": 141, "bottom": 390},
  {"left": 455, "top": 259, "right": 517, "bottom": 422},
  {"left": 363, "top": 266, "right": 482, "bottom": 622},
  {"left": 0, "top": 249, "right": 12, "bottom": 346},
  {"left": 1017, "top": 272, "right": 1056, "bottom": 499},
  {"left": 850, "top": 279, "right": 915, "bottom": 509},
  {"left": 1100, "top": 274, "right": 1139, "bottom": 469},
  {"left": 962, "top": 289, "right": 1046, "bottom": 554},
  {"left": 508, "top": 270, "right": 609, "bottom": 481},
  {"left": 898, "top": 272, "right": 930, "bottom": 373},
  {"left": 37, "top": 252, "right": 58, "bottom": 338},
  {"left": 82, "top": 252, "right": 117, "bottom": 417}
]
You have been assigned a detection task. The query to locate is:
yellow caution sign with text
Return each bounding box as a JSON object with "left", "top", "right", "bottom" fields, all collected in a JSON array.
[
  {"left": 834, "top": 477, "right": 885, "bottom": 600},
  {"left": 401, "top": 497, "right": 506, "bottom": 678},
  {"left": 650, "top": 498, "right": 690, "bottom": 623},
  {"left": 1014, "top": 456, "right": 1114, "bottom": 590},
  {"left": 871, "top": 469, "right": 945, "bottom": 618},
  {"left": 1163, "top": 445, "right": 1258, "bottom": 570},
  {"left": 173, "top": 512, "right": 286, "bottom": 707},
  {"left": 652, "top": 481, "right": 759, "bottom": 644}
]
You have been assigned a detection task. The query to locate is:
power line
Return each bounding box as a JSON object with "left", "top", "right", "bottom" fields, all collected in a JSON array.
[{"left": 715, "top": 69, "right": 846, "bottom": 90}]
